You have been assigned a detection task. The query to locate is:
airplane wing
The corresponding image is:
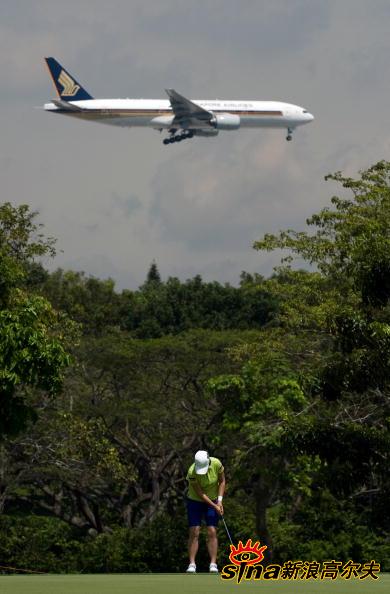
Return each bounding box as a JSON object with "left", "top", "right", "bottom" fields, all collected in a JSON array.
[{"left": 165, "top": 89, "right": 212, "bottom": 126}]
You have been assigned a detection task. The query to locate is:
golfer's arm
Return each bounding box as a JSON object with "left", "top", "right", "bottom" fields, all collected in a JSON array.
[
  {"left": 218, "top": 471, "right": 226, "bottom": 498},
  {"left": 193, "top": 482, "right": 217, "bottom": 508}
]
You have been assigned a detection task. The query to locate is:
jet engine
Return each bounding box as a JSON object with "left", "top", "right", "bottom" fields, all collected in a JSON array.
[{"left": 210, "top": 113, "right": 240, "bottom": 130}]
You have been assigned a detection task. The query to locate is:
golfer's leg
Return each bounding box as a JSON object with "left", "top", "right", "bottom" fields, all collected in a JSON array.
[
  {"left": 207, "top": 525, "right": 218, "bottom": 564},
  {"left": 188, "top": 526, "right": 200, "bottom": 564}
]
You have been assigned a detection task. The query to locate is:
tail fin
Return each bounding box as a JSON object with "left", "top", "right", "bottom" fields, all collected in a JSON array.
[{"left": 44, "top": 57, "right": 93, "bottom": 101}]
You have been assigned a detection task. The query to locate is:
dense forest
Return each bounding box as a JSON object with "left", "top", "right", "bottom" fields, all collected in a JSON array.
[{"left": 0, "top": 162, "right": 389, "bottom": 573}]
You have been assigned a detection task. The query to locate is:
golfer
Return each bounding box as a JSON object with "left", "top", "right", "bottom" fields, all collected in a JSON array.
[{"left": 186, "top": 450, "right": 226, "bottom": 573}]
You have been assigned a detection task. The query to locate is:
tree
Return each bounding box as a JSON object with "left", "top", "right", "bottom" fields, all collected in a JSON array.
[
  {"left": 0, "top": 202, "right": 55, "bottom": 305},
  {"left": 40, "top": 269, "right": 125, "bottom": 335},
  {"left": 143, "top": 260, "right": 162, "bottom": 287},
  {"left": 1, "top": 328, "right": 260, "bottom": 534},
  {"left": 0, "top": 203, "right": 72, "bottom": 438},
  {"left": 208, "top": 162, "right": 390, "bottom": 563},
  {"left": 254, "top": 160, "right": 390, "bottom": 306},
  {"left": 124, "top": 273, "right": 278, "bottom": 338}
]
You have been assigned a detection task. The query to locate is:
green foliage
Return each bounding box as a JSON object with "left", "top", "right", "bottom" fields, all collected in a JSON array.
[
  {"left": 269, "top": 492, "right": 390, "bottom": 570},
  {"left": 0, "top": 515, "right": 82, "bottom": 573},
  {"left": 142, "top": 260, "right": 162, "bottom": 287},
  {"left": 0, "top": 513, "right": 189, "bottom": 573},
  {"left": 0, "top": 292, "right": 70, "bottom": 394},
  {"left": 38, "top": 266, "right": 278, "bottom": 338},
  {"left": 0, "top": 327, "right": 258, "bottom": 536},
  {"left": 0, "top": 497, "right": 257, "bottom": 573},
  {"left": 124, "top": 273, "right": 278, "bottom": 338},
  {"left": 254, "top": 160, "right": 390, "bottom": 307},
  {"left": 206, "top": 162, "right": 390, "bottom": 565},
  {"left": 0, "top": 203, "right": 73, "bottom": 438},
  {"left": 0, "top": 202, "right": 55, "bottom": 305},
  {"left": 0, "top": 202, "right": 56, "bottom": 261},
  {"left": 1, "top": 165, "right": 390, "bottom": 572},
  {"left": 0, "top": 292, "right": 71, "bottom": 436},
  {"left": 51, "top": 413, "right": 130, "bottom": 483},
  {"left": 40, "top": 269, "right": 124, "bottom": 335},
  {"left": 208, "top": 330, "right": 310, "bottom": 441}
]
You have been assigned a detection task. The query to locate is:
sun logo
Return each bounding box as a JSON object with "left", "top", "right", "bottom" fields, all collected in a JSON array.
[{"left": 229, "top": 539, "right": 267, "bottom": 567}]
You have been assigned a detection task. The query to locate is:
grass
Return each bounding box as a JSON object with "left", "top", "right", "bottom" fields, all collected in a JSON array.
[{"left": 0, "top": 574, "right": 388, "bottom": 594}]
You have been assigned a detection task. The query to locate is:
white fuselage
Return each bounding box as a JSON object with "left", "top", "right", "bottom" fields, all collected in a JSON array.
[{"left": 44, "top": 98, "right": 314, "bottom": 131}]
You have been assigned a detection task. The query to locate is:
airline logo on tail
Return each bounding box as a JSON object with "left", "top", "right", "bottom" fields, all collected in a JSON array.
[{"left": 58, "top": 70, "right": 80, "bottom": 97}]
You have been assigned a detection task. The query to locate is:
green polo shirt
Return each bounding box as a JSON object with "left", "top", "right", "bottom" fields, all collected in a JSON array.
[{"left": 187, "top": 457, "right": 224, "bottom": 502}]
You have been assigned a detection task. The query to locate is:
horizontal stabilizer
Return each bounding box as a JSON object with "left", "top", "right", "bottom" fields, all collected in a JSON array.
[{"left": 52, "top": 98, "right": 85, "bottom": 111}]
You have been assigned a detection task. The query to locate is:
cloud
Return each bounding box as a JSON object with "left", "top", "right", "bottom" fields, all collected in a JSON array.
[
  {"left": 138, "top": 0, "right": 330, "bottom": 53},
  {"left": 149, "top": 129, "right": 316, "bottom": 255},
  {"left": 1, "top": 0, "right": 390, "bottom": 289},
  {"left": 105, "top": 192, "right": 142, "bottom": 219}
]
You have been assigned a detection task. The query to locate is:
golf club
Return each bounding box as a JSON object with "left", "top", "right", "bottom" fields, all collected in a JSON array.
[{"left": 221, "top": 515, "right": 234, "bottom": 546}]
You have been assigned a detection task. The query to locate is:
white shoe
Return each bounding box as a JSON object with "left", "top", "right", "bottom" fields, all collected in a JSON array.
[
  {"left": 186, "top": 563, "right": 196, "bottom": 573},
  {"left": 209, "top": 563, "right": 218, "bottom": 573}
]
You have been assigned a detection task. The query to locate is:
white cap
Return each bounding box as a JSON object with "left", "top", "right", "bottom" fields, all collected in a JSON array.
[{"left": 194, "top": 450, "right": 210, "bottom": 475}]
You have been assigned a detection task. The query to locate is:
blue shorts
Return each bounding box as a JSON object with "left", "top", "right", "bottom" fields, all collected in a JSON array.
[{"left": 186, "top": 497, "right": 220, "bottom": 527}]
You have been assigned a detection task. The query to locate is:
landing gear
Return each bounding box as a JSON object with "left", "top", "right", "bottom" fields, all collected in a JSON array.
[
  {"left": 286, "top": 127, "right": 293, "bottom": 141},
  {"left": 162, "top": 130, "right": 195, "bottom": 145}
]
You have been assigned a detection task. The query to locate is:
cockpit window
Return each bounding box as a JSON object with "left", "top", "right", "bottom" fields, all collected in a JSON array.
[{"left": 303, "top": 110, "right": 308, "bottom": 113}]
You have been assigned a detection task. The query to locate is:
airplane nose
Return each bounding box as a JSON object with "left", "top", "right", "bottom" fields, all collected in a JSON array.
[{"left": 300, "top": 109, "right": 314, "bottom": 124}]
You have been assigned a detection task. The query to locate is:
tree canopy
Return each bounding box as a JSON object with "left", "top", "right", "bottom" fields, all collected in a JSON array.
[
  {"left": 0, "top": 203, "right": 72, "bottom": 438},
  {"left": 0, "top": 162, "right": 389, "bottom": 572},
  {"left": 208, "top": 161, "right": 390, "bottom": 562}
]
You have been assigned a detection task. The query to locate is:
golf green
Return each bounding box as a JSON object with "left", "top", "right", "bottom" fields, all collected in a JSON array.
[{"left": 0, "top": 574, "right": 388, "bottom": 594}]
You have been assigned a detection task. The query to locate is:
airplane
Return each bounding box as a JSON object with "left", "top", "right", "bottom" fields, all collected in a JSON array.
[{"left": 44, "top": 57, "right": 314, "bottom": 145}]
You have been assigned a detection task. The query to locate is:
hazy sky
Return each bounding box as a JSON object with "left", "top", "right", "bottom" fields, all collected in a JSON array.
[{"left": 1, "top": 0, "right": 390, "bottom": 289}]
